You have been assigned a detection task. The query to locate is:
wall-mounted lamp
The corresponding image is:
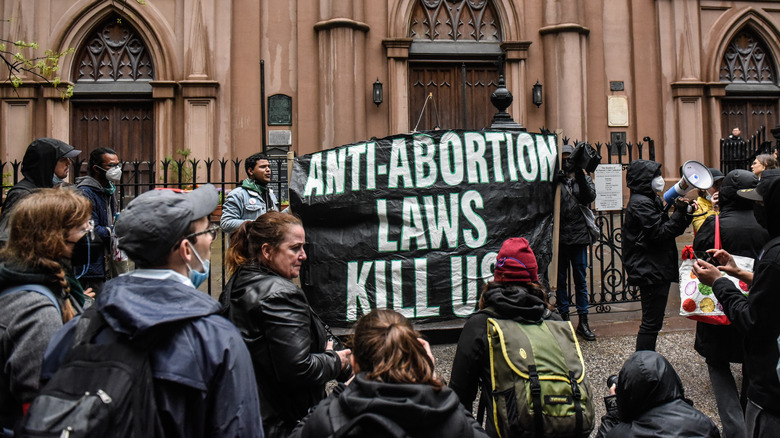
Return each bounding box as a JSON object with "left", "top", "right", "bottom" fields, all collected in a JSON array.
[
  {"left": 373, "top": 78, "right": 383, "bottom": 106},
  {"left": 532, "top": 80, "right": 543, "bottom": 107}
]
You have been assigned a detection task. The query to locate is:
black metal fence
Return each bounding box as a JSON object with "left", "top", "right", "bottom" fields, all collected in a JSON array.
[
  {"left": 3, "top": 139, "right": 657, "bottom": 313},
  {"left": 720, "top": 125, "right": 774, "bottom": 174}
]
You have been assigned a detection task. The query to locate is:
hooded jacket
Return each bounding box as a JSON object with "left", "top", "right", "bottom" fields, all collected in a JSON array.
[
  {"left": 0, "top": 263, "right": 65, "bottom": 432},
  {"left": 73, "top": 175, "right": 117, "bottom": 278},
  {"left": 219, "top": 263, "right": 341, "bottom": 438},
  {"left": 711, "top": 170, "right": 780, "bottom": 417},
  {"left": 449, "top": 283, "right": 559, "bottom": 426},
  {"left": 692, "top": 170, "right": 768, "bottom": 363},
  {"left": 41, "top": 273, "right": 263, "bottom": 438},
  {"left": 290, "top": 374, "right": 489, "bottom": 438},
  {"left": 596, "top": 351, "right": 719, "bottom": 437},
  {"left": 623, "top": 160, "right": 691, "bottom": 286},
  {"left": 560, "top": 169, "right": 598, "bottom": 245}
]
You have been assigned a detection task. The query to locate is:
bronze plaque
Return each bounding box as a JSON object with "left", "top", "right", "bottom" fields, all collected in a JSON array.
[{"left": 268, "top": 94, "right": 292, "bottom": 126}]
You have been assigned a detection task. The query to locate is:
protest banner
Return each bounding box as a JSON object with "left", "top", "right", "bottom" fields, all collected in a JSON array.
[{"left": 290, "top": 130, "right": 558, "bottom": 327}]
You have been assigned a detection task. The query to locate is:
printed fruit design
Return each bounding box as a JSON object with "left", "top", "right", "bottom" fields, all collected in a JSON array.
[
  {"left": 698, "top": 282, "right": 713, "bottom": 296},
  {"left": 739, "top": 280, "right": 748, "bottom": 292},
  {"left": 682, "top": 298, "right": 697, "bottom": 312},
  {"left": 700, "top": 297, "right": 716, "bottom": 313}
]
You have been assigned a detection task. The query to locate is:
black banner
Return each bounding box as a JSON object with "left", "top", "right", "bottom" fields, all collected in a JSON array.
[{"left": 290, "top": 130, "right": 558, "bottom": 327}]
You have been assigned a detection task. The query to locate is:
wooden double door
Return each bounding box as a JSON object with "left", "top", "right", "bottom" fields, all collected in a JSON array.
[
  {"left": 720, "top": 98, "right": 777, "bottom": 140},
  {"left": 70, "top": 100, "right": 155, "bottom": 164},
  {"left": 409, "top": 62, "right": 500, "bottom": 131}
]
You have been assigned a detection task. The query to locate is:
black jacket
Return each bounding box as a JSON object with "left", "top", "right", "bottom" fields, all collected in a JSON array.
[
  {"left": 1, "top": 138, "right": 70, "bottom": 219},
  {"left": 219, "top": 263, "right": 342, "bottom": 438},
  {"left": 692, "top": 170, "right": 768, "bottom": 363},
  {"left": 712, "top": 171, "right": 780, "bottom": 416},
  {"left": 596, "top": 351, "right": 720, "bottom": 437},
  {"left": 623, "top": 160, "right": 691, "bottom": 286},
  {"left": 449, "top": 283, "right": 559, "bottom": 436},
  {"left": 560, "top": 170, "right": 597, "bottom": 246},
  {"left": 290, "top": 374, "right": 489, "bottom": 438}
]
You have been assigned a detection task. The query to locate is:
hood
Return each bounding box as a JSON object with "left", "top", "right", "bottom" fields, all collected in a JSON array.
[
  {"left": 0, "top": 262, "right": 58, "bottom": 292},
  {"left": 20, "top": 138, "right": 74, "bottom": 188},
  {"left": 75, "top": 175, "right": 105, "bottom": 190},
  {"left": 718, "top": 169, "right": 757, "bottom": 212},
  {"left": 626, "top": 160, "right": 662, "bottom": 195},
  {"left": 339, "top": 374, "right": 462, "bottom": 431},
  {"left": 616, "top": 351, "right": 685, "bottom": 421},
  {"left": 481, "top": 283, "right": 546, "bottom": 323},
  {"left": 96, "top": 275, "right": 221, "bottom": 339}
]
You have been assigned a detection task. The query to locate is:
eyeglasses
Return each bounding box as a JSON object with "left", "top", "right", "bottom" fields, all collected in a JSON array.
[
  {"left": 66, "top": 220, "right": 94, "bottom": 245},
  {"left": 183, "top": 225, "right": 219, "bottom": 241}
]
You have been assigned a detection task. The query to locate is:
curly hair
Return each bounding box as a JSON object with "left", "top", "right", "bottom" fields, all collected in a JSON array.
[
  {"left": 225, "top": 211, "right": 303, "bottom": 275},
  {"left": 0, "top": 188, "right": 91, "bottom": 322},
  {"left": 352, "top": 309, "right": 443, "bottom": 390}
]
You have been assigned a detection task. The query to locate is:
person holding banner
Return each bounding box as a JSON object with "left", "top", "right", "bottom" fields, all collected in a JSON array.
[
  {"left": 623, "top": 160, "right": 694, "bottom": 351},
  {"left": 219, "top": 211, "right": 351, "bottom": 438},
  {"left": 692, "top": 169, "right": 766, "bottom": 438},
  {"left": 693, "top": 169, "right": 780, "bottom": 438},
  {"left": 556, "top": 144, "right": 598, "bottom": 341}
]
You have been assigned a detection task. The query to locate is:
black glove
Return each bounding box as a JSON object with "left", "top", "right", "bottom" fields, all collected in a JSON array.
[
  {"left": 674, "top": 197, "right": 693, "bottom": 214},
  {"left": 557, "top": 170, "right": 568, "bottom": 184}
]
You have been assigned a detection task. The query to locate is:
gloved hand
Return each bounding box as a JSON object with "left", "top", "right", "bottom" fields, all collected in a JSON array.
[
  {"left": 674, "top": 197, "right": 696, "bottom": 214},
  {"left": 557, "top": 170, "right": 568, "bottom": 184}
]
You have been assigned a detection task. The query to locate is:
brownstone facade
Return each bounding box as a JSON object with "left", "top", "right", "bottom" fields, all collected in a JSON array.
[{"left": 1, "top": 0, "right": 779, "bottom": 181}]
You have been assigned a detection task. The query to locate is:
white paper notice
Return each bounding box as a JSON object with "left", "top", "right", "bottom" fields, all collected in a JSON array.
[{"left": 594, "top": 164, "right": 623, "bottom": 211}]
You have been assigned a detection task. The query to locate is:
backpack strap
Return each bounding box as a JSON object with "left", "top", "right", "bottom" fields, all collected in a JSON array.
[
  {"left": 0, "top": 284, "right": 61, "bottom": 315},
  {"left": 570, "top": 370, "right": 584, "bottom": 436},
  {"left": 331, "top": 413, "right": 407, "bottom": 438},
  {"left": 528, "top": 364, "right": 544, "bottom": 437}
]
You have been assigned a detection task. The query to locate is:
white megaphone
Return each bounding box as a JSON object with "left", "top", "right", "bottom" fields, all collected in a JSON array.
[{"left": 662, "top": 160, "right": 714, "bottom": 205}]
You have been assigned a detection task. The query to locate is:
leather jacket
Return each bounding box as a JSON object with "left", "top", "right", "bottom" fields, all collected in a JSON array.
[{"left": 219, "top": 263, "right": 341, "bottom": 437}]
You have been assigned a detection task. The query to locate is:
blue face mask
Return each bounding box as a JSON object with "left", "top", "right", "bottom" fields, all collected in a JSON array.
[
  {"left": 52, "top": 175, "right": 64, "bottom": 186},
  {"left": 186, "top": 243, "right": 211, "bottom": 288}
]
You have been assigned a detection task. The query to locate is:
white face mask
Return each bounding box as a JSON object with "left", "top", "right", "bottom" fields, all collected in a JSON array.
[
  {"left": 105, "top": 166, "right": 122, "bottom": 183},
  {"left": 651, "top": 176, "right": 665, "bottom": 192}
]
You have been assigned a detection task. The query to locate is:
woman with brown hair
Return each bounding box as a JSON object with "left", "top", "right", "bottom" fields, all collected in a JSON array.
[
  {"left": 219, "top": 211, "right": 351, "bottom": 438},
  {"left": 290, "top": 308, "right": 489, "bottom": 438},
  {"left": 752, "top": 153, "right": 778, "bottom": 179},
  {"left": 0, "top": 188, "right": 91, "bottom": 433}
]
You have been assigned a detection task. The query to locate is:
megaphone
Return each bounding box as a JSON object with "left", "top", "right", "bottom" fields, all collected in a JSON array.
[{"left": 662, "top": 160, "right": 713, "bottom": 205}]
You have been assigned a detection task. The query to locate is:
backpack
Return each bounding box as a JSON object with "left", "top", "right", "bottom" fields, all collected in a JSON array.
[
  {"left": 486, "top": 317, "right": 594, "bottom": 438},
  {"left": 19, "top": 306, "right": 163, "bottom": 438}
]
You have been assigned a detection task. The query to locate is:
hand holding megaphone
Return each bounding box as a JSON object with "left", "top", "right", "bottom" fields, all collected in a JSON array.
[{"left": 662, "top": 160, "right": 714, "bottom": 205}]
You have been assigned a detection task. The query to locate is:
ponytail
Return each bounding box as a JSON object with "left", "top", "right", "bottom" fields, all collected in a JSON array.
[{"left": 226, "top": 221, "right": 252, "bottom": 275}]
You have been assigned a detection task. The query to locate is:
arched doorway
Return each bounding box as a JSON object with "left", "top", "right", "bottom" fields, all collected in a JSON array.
[
  {"left": 69, "top": 14, "right": 155, "bottom": 168},
  {"left": 719, "top": 27, "right": 778, "bottom": 140},
  {"left": 407, "top": 0, "right": 503, "bottom": 131}
]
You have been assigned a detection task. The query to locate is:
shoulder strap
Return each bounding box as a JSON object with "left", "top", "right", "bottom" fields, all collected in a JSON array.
[
  {"left": 0, "top": 284, "right": 61, "bottom": 315},
  {"left": 714, "top": 215, "right": 722, "bottom": 250}
]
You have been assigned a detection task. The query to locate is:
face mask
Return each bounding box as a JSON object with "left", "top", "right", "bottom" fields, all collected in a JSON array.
[
  {"left": 651, "top": 176, "right": 665, "bottom": 193},
  {"left": 105, "top": 166, "right": 122, "bottom": 183},
  {"left": 562, "top": 158, "right": 576, "bottom": 173},
  {"left": 705, "top": 192, "right": 713, "bottom": 201},
  {"left": 52, "top": 175, "right": 64, "bottom": 186},
  {"left": 185, "top": 242, "right": 210, "bottom": 288}
]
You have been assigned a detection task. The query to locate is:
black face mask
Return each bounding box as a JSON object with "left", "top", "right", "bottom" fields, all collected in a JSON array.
[
  {"left": 562, "top": 158, "right": 576, "bottom": 173},
  {"left": 70, "top": 233, "right": 104, "bottom": 267}
]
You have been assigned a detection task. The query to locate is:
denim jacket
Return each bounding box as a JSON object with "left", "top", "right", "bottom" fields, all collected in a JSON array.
[{"left": 220, "top": 186, "right": 279, "bottom": 234}]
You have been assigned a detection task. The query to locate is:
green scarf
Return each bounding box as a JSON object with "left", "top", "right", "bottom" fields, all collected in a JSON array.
[
  {"left": 242, "top": 178, "right": 268, "bottom": 194},
  {"left": 66, "top": 272, "right": 89, "bottom": 307}
]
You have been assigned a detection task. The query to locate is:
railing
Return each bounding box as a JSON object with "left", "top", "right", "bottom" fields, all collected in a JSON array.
[{"left": 720, "top": 125, "right": 773, "bottom": 174}]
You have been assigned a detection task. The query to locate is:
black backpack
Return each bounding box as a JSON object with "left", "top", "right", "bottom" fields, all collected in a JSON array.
[{"left": 19, "top": 306, "right": 164, "bottom": 438}]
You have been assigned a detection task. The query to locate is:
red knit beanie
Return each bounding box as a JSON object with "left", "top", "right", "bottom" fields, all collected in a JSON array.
[{"left": 493, "top": 237, "right": 539, "bottom": 283}]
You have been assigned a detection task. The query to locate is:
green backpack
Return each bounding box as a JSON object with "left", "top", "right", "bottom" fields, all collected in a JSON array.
[{"left": 486, "top": 317, "right": 594, "bottom": 438}]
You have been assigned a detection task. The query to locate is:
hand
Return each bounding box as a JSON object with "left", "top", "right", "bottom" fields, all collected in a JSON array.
[
  {"left": 418, "top": 338, "right": 435, "bottom": 366},
  {"left": 557, "top": 170, "right": 567, "bottom": 184},
  {"left": 707, "top": 249, "right": 740, "bottom": 277},
  {"left": 711, "top": 192, "right": 719, "bottom": 212},
  {"left": 692, "top": 258, "right": 723, "bottom": 286},
  {"left": 84, "top": 288, "right": 95, "bottom": 299},
  {"left": 336, "top": 348, "right": 352, "bottom": 371}
]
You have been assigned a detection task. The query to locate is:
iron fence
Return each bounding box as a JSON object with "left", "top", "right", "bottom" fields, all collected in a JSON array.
[
  {"left": 720, "top": 125, "right": 774, "bottom": 174},
  {"left": 3, "top": 140, "right": 655, "bottom": 312}
]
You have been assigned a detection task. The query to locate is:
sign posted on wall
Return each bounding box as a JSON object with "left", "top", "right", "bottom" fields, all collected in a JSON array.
[{"left": 290, "top": 130, "right": 558, "bottom": 327}]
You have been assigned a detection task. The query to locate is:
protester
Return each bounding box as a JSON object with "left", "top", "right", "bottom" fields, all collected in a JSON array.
[
  {"left": 693, "top": 168, "right": 780, "bottom": 437},
  {"left": 691, "top": 167, "right": 724, "bottom": 234},
  {"left": 556, "top": 144, "right": 598, "bottom": 340},
  {"left": 220, "top": 152, "right": 280, "bottom": 235},
  {"left": 693, "top": 169, "right": 767, "bottom": 438},
  {"left": 290, "top": 309, "right": 488, "bottom": 438},
  {"left": 450, "top": 238, "right": 573, "bottom": 437},
  {"left": 595, "top": 350, "right": 720, "bottom": 437},
  {"left": 41, "top": 185, "right": 263, "bottom": 437},
  {"left": 623, "top": 160, "right": 693, "bottom": 351},
  {"left": 73, "top": 148, "right": 122, "bottom": 294},
  {"left": 0, "top": 138, "right": 81, "bottom": 246},
  {"left": 0, "top": 189, "right": 91, "bottom": 434},
  {"left": 219, "top": 211, "right": 349, "bottom": 437},
  {"left": 751, "top": 153, "right": 777, "bottom": 179}
]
